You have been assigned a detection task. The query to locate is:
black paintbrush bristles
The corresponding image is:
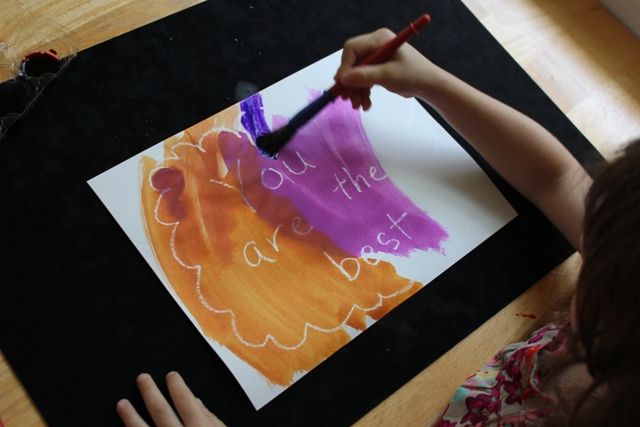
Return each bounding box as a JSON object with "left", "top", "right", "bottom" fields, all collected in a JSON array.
[
  {"left": 256, "top": 90, "right": 335, "bottom": 159},
  {"left": 255, "top": 125, "right": 297, "bottom": 159}
]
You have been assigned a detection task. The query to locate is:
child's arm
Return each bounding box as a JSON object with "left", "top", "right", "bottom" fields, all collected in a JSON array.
[{"left": 336, "top": 29, "right": 591, "bottom": 249}]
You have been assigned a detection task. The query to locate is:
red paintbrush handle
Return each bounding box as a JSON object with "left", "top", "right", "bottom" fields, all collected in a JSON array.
[{"left": 330, "top": 13, "right": 431, "bottom": 97}]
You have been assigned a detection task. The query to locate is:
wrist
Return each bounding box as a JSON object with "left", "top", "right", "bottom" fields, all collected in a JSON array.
[{"left": 414, "top": 62, "right": 450, "bottom": 102}]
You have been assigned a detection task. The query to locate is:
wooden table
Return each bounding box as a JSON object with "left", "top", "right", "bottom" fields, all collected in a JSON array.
[{"left": 1, "top": 0, "right": 639, "bottom": 425}]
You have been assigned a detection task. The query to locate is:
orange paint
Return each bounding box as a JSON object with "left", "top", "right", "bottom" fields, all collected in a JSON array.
[{"left": 140, "top": 105, "right": 422, "bottom": 385}]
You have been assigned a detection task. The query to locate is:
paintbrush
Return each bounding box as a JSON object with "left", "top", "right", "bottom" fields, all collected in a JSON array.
[{"left": 255, "top": 13, "right": 432, "bottom": 159}]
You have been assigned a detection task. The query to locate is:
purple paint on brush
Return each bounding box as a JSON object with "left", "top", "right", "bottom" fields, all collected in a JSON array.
[
  {"left": 240, "top": 94, "right": 271, "bottom": 142},
  {"left": 226, "top": 93, "right": 448, "bottom": 257}
]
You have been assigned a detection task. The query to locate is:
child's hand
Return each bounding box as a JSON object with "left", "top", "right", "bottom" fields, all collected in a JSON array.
[
  {"left": 334, "top": 28, "right": 440, "bottom": 109},
  {"left": 116, "top": 372, "right": 225, "bottom": 427}
]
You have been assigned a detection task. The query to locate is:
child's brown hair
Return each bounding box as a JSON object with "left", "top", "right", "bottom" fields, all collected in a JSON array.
[
  {"left": 571, "top": 138, "right": 640, "bottom": 424},
  {"left": 546, "top": 139, "right": 640, "bottom": 425}
]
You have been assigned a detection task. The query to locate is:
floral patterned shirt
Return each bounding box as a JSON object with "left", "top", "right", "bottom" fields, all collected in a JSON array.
[{"left": 435, "top": 322, "right": 568, "bottom": 427}]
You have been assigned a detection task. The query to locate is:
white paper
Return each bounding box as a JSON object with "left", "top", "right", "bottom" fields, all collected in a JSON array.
[{"left": 89, "top": 51, "right": 517, "bottom": 409}]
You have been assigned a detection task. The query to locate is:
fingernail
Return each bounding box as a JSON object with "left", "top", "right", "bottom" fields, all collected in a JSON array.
[
  {"left": 137, "top": 373, "right": 150, "bottom": 383},
  {"left": 116, "top": 399, "right": 130, "bottom": 409},
  {"left": 166, "top": 371, "right": 178, "bottom": 379}
]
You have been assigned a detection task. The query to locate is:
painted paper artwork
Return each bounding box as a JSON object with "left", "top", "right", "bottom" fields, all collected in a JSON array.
[{"left": 89, "top": 51, "right": 517, "bottom": 409}]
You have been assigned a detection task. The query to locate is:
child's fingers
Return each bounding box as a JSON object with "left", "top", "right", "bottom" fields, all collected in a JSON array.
[
  {"left": 336, "top": 87, "right": 371, "bottom": 110},
  {"left": 116, "top": 399, "right": 150, "bottom": 427},
  {"left": 337, "top": 32, "right": 376, "bottom": 78},
  {"left": 342, "top": 28, "right": 396, "bottom": 65},
  {"left": 337, "top": 88, "right": 371, "bottom": 110},
  {"left": 336, "top": 28, "right": 396, "bottom": 83},
  {"left": 361, "top": 89, "right": 372, "bottom": 111},
  {"left": 338, "top": 88, "right": 358, "bottom": 107},
  {"left": 197, "top": 398, "right": 226, "bottom": 426},
  {"left": 350, "top": 89, "right": 363, "bottom": 110},
  {"left": 339, "top": 63, "right": 390, "bottom": 89},
  {"left": 166, "top": 371, "right": 211, "bottom": 426},
  {"left": 136, "top": 373, "right": 182, "bottom": 427}
]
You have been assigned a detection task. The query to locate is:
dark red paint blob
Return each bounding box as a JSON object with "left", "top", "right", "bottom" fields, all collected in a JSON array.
[
  {"left": 20, "top": 51, "right": 61, "bottom": 77},
  {"left": 515, "top": 313, "right": 537, "bottom": 319},
  {"left": 151, "top": 167, "right": 186, "bottom": 220},
  {"left": 152, "top": 167, "right": 185, "bottom": 193}
]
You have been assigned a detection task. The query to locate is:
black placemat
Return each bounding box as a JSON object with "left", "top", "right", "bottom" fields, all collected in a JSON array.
[{"left": 0, "top": 1, "right": 602, "bottom": 425}]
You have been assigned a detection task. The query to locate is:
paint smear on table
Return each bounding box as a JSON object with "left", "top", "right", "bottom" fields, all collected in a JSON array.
[
  {"left": 515, "top": 313, "right": 538, "bottom": 319},
  {"left": 140, "top": 93, "right": 447, "bottom": 386}
]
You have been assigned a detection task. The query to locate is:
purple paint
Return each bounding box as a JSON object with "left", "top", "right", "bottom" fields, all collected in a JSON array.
[
  {"left": 240, "top": 94, "right": 271, "bottom": 142},
  {"left": 225, "top": 93, "right": 447, "bottom": 257},
  {"left": 151, "top": 167, "right": 186, "bottom": 220}
]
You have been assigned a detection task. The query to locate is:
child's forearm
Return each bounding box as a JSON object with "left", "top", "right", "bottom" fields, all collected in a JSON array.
[
  {"left": 417, "top": 69, "right": 591, "bottom": 249},
  {"left": 335, "top": 29, "right": 590, "bottom": 248}
]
